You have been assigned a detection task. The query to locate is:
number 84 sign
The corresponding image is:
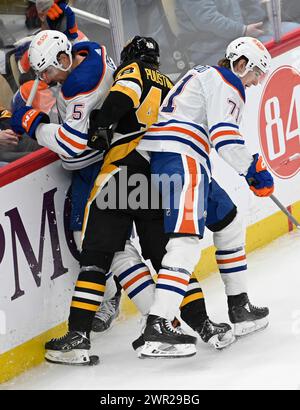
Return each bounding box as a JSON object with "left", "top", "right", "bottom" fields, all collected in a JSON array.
[{"left": 259, "top": 65, "right": 300, "bottom": 179}]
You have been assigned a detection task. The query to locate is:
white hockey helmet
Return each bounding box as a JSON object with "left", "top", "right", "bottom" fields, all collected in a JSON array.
[
  {"left": 29, "top": 30, "right": 72, "bottom": 74},
  {"left": 226, "top": 37, "right": 271, "bottom": 77}
]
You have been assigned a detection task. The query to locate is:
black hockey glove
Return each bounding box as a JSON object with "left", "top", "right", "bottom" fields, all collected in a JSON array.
[{"left": 88, "top": 110, "right": 115, "bottom": 151}]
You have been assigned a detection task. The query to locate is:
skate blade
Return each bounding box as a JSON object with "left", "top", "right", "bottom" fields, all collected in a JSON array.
[
  {"left": 207, "top": 331, "right": 237, "bottom": 350},
  {"left": 139, "top": 342, "right": 197, "bottom": 359},
  {"left": 234, "top": 317, "right": 269, "bottom": 338},
  {"left": 45, "top": 350, "right": 99, "bottom": 366}
]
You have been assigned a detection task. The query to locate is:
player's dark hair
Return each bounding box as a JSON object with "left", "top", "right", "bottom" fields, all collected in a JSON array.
[{"left": 218, "top": 56, "right": 249, "bottom": 70}]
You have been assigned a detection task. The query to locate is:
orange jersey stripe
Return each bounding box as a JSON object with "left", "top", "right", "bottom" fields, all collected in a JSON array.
[
  {"left": 58, "top": 128, "right": 86, "bottom": 150},
  {"left": 151, "top": 126, "right": 210, "bottom": 153},
  {"left": 211, "top": 130, "right": 241, "bottom": 142},
  {"left": 123, "top": 271, "right": 150, "bottom": 290},
  {"left": 216, "top": 255, "right": 246, "bottom": 264},
  {"left": 179, "top": 156, "right": 198, "bottom": 235},
  {"left": 158, "top": 274, "right": 189, "bottom": 286}
]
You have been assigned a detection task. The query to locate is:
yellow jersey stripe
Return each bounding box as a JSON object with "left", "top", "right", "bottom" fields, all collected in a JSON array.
[
  {"left": 180, "top": 292, "right": 204, "bottom": 308},
  {"left": 71, "top": 301, "right": 99, "bottom": 312},
  {"left": 111, "top": 83, "right": 140, "bottom": 108},
  {"left": 76, "top": 281, "right": 105, "bottom": 293}
]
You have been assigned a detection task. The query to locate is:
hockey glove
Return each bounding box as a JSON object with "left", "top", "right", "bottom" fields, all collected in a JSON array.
[
  {"left": 47, "top": 1, "right": 78, "bottom": 40},
  {"left": 245, "top": 154, "right": 274, "bottom": 197},
  {"left": 11, "top": 106, "right": 50, "bottom": 139},
  {"left": 88, "top": 110, "right": 115, "bottom": 151}
]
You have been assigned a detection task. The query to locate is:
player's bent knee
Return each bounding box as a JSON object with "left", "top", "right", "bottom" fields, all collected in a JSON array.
[
  {"left": 213, "top": 212, "right": 245, "bottom": 251},
  {"left": 80, "top": 250, "right": 114, "bottom": 272},
  {"left": 80, "top": 265, "right": 106, "bottom": 274},
  {"left": 162, "top": 236, "right": 202, "bottom": 273}
]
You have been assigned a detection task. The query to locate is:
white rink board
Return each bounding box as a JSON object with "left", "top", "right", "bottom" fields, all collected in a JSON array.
[{"left": 0, "top": 161, "right": 79, "bottom": 354}]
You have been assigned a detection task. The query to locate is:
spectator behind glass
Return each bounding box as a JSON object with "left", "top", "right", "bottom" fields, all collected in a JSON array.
[
  {"left": 0, "top": 106, "right": 40, "bottom": 166},
  {"left": 71, "top": 0, "right": 113, "bottom": 54},
  {"left": 125, "top": 1, "right": 180, "bottom": 73},
  {"left": 174, "top": 0, "right": 299, "bottom": 66},
  {"left": 281, "top": 0, "right": 300, "bottom": 23},
  {"left": 25, "top": 1, "right": 41, "bottom": 29},
  {"left": 241, "top": 0, "right": 300, "bottom": 43}
]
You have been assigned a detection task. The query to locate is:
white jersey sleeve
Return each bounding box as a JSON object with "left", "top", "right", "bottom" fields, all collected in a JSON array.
[
  {"left": 35, "top": 92, "right": 102, "bottom": 158},
  {"left": 206, "top": 67, "right": 253, "bottom": 175}
]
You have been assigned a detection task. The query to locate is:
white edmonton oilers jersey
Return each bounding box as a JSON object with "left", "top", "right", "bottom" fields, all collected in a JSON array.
[
  {"left": 35, "top": 42, "right": 116, "bottom": 170},
  {"left": 138, "top": 65, "right": 253, "bottom": 178}
]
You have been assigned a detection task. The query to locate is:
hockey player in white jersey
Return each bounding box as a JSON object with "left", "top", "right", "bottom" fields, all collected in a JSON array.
[
  {"left": 11, "top": 30, "right": 113, "bottom": 168},
  {"left": 137, "top": 37, "right": 274, "bottom": 357},
  {"left": 10, "top": 30, "right": 125, "bottom": 339},
  {"left": 11, "top": 30, "right": 122, "bottom": 332}
]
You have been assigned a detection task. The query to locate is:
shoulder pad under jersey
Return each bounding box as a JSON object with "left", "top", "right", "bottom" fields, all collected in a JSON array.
[
  {"left": 212, "top": 66, "right": 245, "bottom": 103},
  {"left": 114, "top": 60, "right": 143, "bottom": 87},
  {"left": 62, "top": 42, "right": 108, "bottom": 99}
]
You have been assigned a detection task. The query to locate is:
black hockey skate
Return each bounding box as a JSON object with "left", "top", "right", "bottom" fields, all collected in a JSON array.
[
  {"left": 196, "top": 319, "right": 236, "bottom": 350},
  {"left": 92, "top": 294, "right": 121, "bottom": 333},
  {"left": 228, "top": 293, "right": 269, "bottom": 337},
  {"left": 45, "top": 331, "right": 99, "bottom": 366},
  {"left": 132, "top": 318, "right": 181, "bottom": 353},
  {"left": 139, "top": 315, "right": 197, "bottom": 359}
]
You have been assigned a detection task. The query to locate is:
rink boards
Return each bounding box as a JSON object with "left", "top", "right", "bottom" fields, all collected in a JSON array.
[{"left": 0, "top": 31, "right": 300, "bottom": 383}]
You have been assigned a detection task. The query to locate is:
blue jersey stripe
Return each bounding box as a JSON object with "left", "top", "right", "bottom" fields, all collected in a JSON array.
[
  {"left": 128, "top": 280, "right": 154, "bottom": 299},
  {"left": 62, "top": 151, "right": 103, "bottom": 164},
  {"left": 106, "top": 272, "right": 113, "bottom": 280},
  {"left": 63, "top": 123, "right": 88, "bottom": 140},
  {"left": 143, "top": 134, "right": 211, "bottom": 165},
  {"left": 215, "top": 139, "right": 245, "bottom": 151},
  {"left": 62, "top": 42, "right": 106, "bottom": 99},
  {"left": 118, "top": 263, "right": 146, "bottom": 282},
  {"left": 156, "top": 284, "right": 186, "bottom": 296},
  {"left": 216, "top": 249, "right": 243, "bottom": 256},
  {"left": 210, "top": 122, "right": 240, "bottom": 134},
  {"left": 155, "top": 119, "right": 208, "bottom": 137},
  {"left": 219, "top": 265, "right": 248, "bottom": 274},
  {"left": 55, "top": 137, "right": 77, "bottom": 157},
  {"left": 212, "top": 66, "right": 245, "bottom": 102}
]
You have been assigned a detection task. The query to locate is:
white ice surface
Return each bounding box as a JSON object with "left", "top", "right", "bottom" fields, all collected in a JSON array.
[{"left": 1, "top": 231, "right": 300, "bottom": 390}]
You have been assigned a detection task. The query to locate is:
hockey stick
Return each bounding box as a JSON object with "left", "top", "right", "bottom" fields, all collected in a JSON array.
[
  {"left": 281, "top": 153, "right": 300, "bottom": 166},
  {"left": 270, "top": 194, "right": 300, "bottom": 230},
  {"left": 26, "top": 77, "right": 39, "bottom": 106}
]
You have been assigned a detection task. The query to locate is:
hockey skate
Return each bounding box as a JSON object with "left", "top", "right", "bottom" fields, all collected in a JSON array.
[
  {"left": 228, "top": 293, "right": 269, "bottom": 337},
  {"left": 45, "top": 331, "right": 99, "bottom": 366},
  {"left": 92, "top": 294, "right": 121, "bottom": 333},
  {"left": 139, "top": 315, "right": 197, "bottom": 359},
  {"left": 196, "top": 319, "right": 236, "bottom": 350},
  {"left": 133, "top": 318, "right": 235, "bottom": 352}
]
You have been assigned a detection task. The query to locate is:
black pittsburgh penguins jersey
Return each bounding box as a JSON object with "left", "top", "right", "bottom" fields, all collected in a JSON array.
[
  {"left": 109, "top": 60, "right": 174, "bottom": 150},
  {"left": 88, "top": 60, "right": 174, "bottom": 205}
]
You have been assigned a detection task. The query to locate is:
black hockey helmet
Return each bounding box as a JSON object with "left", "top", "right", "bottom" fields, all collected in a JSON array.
[{"left": 120, "top": 36, "right": 160, "bottom": 67}]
